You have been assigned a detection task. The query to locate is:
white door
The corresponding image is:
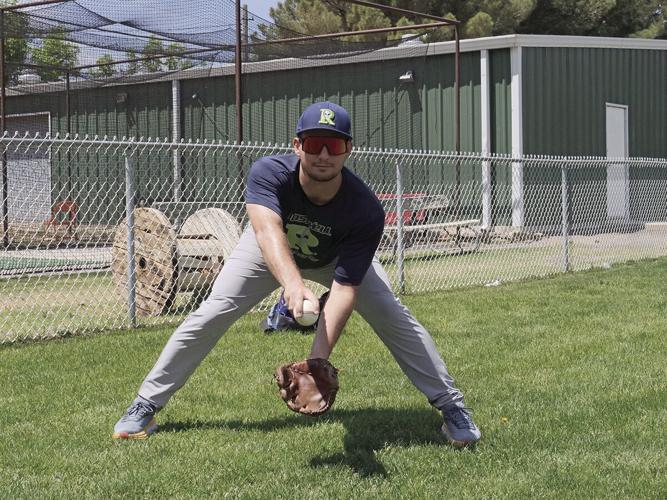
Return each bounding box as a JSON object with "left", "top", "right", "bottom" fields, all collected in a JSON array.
[
  {"left": 6, "top": 113, "right": 51, "bottom": 223},
  {"left": 605, "top": 104, "right": 629, "bottom": 219}
]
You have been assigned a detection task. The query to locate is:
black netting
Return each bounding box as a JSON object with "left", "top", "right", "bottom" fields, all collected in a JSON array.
[
  {"left": 4, "top": 0, "right": 443, "bottom": 71},
  {"left": 1, "top": 0, "right": 456, "bottom": 150}
]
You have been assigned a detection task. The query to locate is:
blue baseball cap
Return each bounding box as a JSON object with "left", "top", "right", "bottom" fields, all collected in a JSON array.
[{"left": 296, "top": 101, "right": 352, "bottom": 140}]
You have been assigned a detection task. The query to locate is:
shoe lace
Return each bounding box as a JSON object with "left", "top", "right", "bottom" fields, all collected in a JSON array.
[
  {"left": 126, "top": 400, "right": 156, "bottom": 418},
  {"left": 444, "top": 407, "right": 475, "bottom": 429}
]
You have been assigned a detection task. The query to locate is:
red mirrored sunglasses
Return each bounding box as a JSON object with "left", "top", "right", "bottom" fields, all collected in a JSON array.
[{"left": 299, "top": 136, "right": 349, "bottom": 156}]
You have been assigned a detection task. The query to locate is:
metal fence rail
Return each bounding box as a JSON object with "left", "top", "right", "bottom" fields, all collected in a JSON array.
[{"left": 2, "top": 135, "right": 666, "bottom": 343}]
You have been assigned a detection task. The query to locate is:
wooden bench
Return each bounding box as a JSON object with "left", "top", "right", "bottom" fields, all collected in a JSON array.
[
  {"left": 384, "top": 218, "right": 480, "bottom": 233},
  {"left": 384, "top": 218, "right": 482, "bottom": 254}
]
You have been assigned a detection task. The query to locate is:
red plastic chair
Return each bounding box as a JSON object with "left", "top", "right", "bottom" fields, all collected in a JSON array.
[{"left": 45, "top": 199, "right": 79, "bottom": 238}]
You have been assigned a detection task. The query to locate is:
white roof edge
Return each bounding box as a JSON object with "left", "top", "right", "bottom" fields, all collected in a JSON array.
[
  {"left": 237, "top": 34, "right": 667, "bottom": 74},
  {"left": 515, "top": 34, "right": 667, "bottom": 50},
  {"left": 427, "top": 34, "right": 667, "bottom": 55}
]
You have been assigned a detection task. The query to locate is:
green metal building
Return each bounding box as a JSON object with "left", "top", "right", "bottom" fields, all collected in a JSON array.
[{"left": 6, "top": 34, "right": 667, "bottom": 228}]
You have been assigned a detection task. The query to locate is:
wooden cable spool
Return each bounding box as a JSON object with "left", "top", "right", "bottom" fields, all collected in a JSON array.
[
  {"left": 112, "top": 207, "right": 241, "bottom": 316},
  {"left": 112, "top": 207, "right": 177, "bottom": 317},
  {"left": 176, "top": 207, "right": 241, "bottom": 293}
]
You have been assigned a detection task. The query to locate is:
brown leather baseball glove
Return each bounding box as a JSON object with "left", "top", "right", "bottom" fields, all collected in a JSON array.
[{"left": 274, "top": 358, "right": 339, "bottom": 416}]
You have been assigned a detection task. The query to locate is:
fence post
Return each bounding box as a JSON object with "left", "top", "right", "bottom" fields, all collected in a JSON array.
[
  {"left": 561, "top": 163, "right": 570, "bottom": 272},
  {"left": 396, "top": 154, "right": 405, "bottom": 294},
  {"left": 1, "top": 140, "right": 6, "bottom": 249},
  {"left": 171, "top": 79, "right": 181, "bottom": 207},
  {"left": 0, "top": 11, "right": 7, "bottom": 250},
  {"left": 125, "top": 154, "right": 137, "bottom": 328}
]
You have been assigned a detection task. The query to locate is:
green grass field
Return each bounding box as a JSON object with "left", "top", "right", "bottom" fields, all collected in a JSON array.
[{"left": 1, "top": 259, "right": 666, "bottom": 498}]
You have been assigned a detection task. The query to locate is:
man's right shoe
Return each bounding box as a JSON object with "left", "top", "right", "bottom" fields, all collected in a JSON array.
[
  {"left": 112, "top": 396, "right": 159, "bottom": 440},
  {"left": 441, "top": 406, "right": 481, "bottom": 448}
]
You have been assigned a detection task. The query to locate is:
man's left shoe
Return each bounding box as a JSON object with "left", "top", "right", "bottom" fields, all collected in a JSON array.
[
  {"left": 112, "top": 396, "right": 159, "bottom": 440},
  {"left": 441, "top": 406, "right": 481, "bottom": 448}
]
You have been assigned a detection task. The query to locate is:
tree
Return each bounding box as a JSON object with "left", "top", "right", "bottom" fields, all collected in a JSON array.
[
  {"left": 1, "top": 0, "right": 31, "bottom": 83},
  {"left": 122, "top": 41, "right": 192, "bottom": 75},
  {"left": 259, "top": 0, "right": 343, "bottom": 39},
  {"left": 251, "top": 0, "right": 343, "bottom": 59},
  {"left": 31, "top": 30, "right": 79, "bottom": 82},
  {"left": 389, "top": 14, "right": 457, "bottom": 43},
  {"left": 463, "top": 12, "right": 495, "bottom": 38},
  {"left": 125, "top": 50, "right": 140, "bottom": 75},
  {"left": 88, "top": 54, "right": 115, "bottom": 78},
  {"left": 382, "top": 0, "right": 448, "bottom": 22},
  {"left": 165, "top": 43, "right": 194, "bottom": 71},
  {"left": 345, "top": 4, "right": 392, "bottom": 41},
  {"left": 596, "top": 0, "right": 665, "bottom": 38},
  {"left": 629, "top": 12, "right": 665, "bottom": 39},
  {"left": 518, "top": 0, "right": 665, "bottom": 38},
  {"left": 256, "top": 0, "right": 533, "bottom": 46},
  {"left": 142, "top": 36, "right": 164, "bottom": 73},
  {"left": 257, "top": 0, "right": 665, "bottom": 44}
]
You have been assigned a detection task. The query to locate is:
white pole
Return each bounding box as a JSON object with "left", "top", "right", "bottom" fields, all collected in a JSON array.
[
  {"left": 125, "top": 155, "right": 137, "bottom": 328},
  {"left": 396, "top": 156, "right": 405, "bottom": 294},
  {"left": 480, "top": 49, "right": 492, "bottom": 230},
  {"left": 510, "top": 46, "right": 524, "bottom": 228},
  {"left": 561, "top": 164, "right": 570, "bottom": 272},
  {"left": 172, "top": 79, "right": 182, "bottom": 204}
]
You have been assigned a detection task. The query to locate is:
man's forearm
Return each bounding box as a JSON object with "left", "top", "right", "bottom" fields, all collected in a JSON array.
[
  {"left": 309, "top": 281, "right": 357, "bottom": 359},
  {"left": 254, "top": 226, "right": 303, "bottom": 289}
]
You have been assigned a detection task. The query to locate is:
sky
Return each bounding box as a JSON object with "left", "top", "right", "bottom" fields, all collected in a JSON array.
[
  {"left": 16, "top": 0, "right": 280, "bottom": 25},
  {"left": 242, "top": 0, "right": 279, "bottom": 23},
  {"left": 15, "top": 0, "right": 282, "bottom": 66}
]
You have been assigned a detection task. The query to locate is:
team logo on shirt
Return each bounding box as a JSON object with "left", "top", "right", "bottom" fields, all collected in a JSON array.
[
  {"left": 286, "top": 224, "right": 319, "bottom": 261},
  {"left": 286, "top": 214, "right": 333, "bottom": 263}
]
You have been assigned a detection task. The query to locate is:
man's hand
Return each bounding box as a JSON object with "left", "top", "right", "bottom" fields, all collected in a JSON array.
[{"left": 283, "top": 283, "right": 320, "bottom": 320}]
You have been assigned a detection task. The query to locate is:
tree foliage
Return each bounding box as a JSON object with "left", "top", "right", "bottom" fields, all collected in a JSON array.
[
  {"left": 345, "top": 4, "right": 392, "bottom": 41},
  {"left": 165, "top": 43, "right": 195, "bottom": 71},
  {"left": 125, "top": 50, "right": 140, "bottom": 75},
  {"left": 31, "top": 31, "right": 79, "bottom": 82},
  {"left": 2, "top": 1, "right": 31, "bottom": 83},
  {"left": 142, "top": 36, "right": 164, "bottom": 73},
  {"left": 89, "top": 54, "right": 115, "bottom": 79},
  {"left": 519, "top": 0, "right": 665, "bottom": 38},
  {"left": 259, "top": 0, "right": 343, "bottom": 39},
  {"left": 137, "top": 37, "right": 192, "bottom": 73},
  {"left": 256, "top": 0, "right": 665, "bottom": 45}
]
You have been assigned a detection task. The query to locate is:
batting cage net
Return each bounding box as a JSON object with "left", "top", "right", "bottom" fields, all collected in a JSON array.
[
  {"left": 1, "top": 134, "right": 667, "bottom": 343},
  {"left": 2, "top": 0, "right": 454, "bottom": 146}
]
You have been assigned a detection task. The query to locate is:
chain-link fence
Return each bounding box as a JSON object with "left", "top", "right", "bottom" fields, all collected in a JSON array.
[{"left": 2, "top": 134, "right": 666, "bottom": 343}]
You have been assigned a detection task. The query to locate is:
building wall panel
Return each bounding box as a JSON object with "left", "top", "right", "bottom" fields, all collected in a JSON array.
[{"left": 522, "top": 47, "right": 667, "bottom": 227}]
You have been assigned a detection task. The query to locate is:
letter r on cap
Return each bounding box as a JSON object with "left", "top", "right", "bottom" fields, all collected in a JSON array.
[{"left": 319, "top": 109, "right": 335, "bottom": 126}]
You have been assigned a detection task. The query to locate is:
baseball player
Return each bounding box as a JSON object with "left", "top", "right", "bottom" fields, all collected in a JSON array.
[{"left": 113, "top": 101, "right": 481, "bottom": 447}]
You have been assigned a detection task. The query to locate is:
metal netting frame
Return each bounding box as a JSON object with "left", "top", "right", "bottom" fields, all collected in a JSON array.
[{"left": 0, "top": 0, "right": 462, "bottom": 250}]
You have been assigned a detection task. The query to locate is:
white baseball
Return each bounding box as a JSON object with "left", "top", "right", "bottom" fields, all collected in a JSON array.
[{"left": 295, "top": 299, "right": 319, "bottom": 327}]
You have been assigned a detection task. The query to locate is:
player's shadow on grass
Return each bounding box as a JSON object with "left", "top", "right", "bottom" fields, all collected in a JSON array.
[
  {"left": 309, "top": 407, "right": 443, "bottom": 477},
  {"left": 161, "top": 407, "right": 444, "bottom": 478}
]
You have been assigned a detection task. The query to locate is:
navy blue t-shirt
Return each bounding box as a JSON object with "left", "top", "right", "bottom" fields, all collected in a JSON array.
[{"left": 245, "top": 154, "right": 384, "bottom": 286}]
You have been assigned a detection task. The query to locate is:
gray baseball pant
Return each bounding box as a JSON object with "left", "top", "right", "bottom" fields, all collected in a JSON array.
[{"left": 138, "top": 227, "right": 465, "bottom": 410}]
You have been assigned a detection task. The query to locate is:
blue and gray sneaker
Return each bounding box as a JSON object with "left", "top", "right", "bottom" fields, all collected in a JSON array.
[
  {"left": 113, "top": 396, "right": 159, "bottom": 440},
  {"left": 441, "top": 406, "right": 481, "bottom": 448}
]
